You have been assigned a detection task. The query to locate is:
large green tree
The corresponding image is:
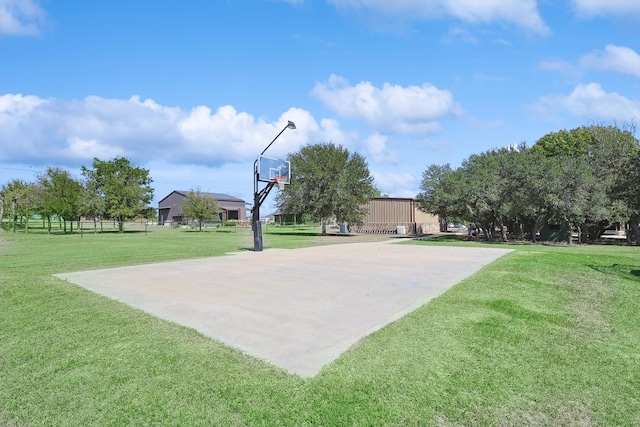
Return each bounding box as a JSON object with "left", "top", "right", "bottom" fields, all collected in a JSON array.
[
  {"left": 539, "top": 155, "right": 606, "bottom": 244},
  {"left": 275, "top": 143, "right": 376, "bottom": 235},
  {"left": 82, "top": 157, "right": 154, "bottom": 232},
  {"left": 531, "top": 127, "right": 593, "bottom": 157},
  {"left": 37, "top": 167, "right": 83, "bottom": 233},
  {"left": 459, "top": 149, "right": 514, "bottom": 241},
  {"left": 616, "top": 148, "right": 640, "bottom": 244},
  {"left": 415, "top": 122, "right": 638, "bottom": 244},
  {"left": 182, "top": 188, "right": 220, "bottom": 231},
  {"left": 532, "top": 123, "right": 639, "bottom": 242},
  {"left": 501, "top": 148, "right": 552, "bottom": 242}
]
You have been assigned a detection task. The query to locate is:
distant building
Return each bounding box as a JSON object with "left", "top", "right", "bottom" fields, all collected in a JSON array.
[
  {"left": 352, "top": 197, "right": 439, "bottom": 235},
  {"left": 157, "top": 190, "right": 247, "bottom": 225},
  {"left": 267, "top": 209, "right": 298, "bottom": 224},
  {"left": 269, "top": 197, "right": 440, "bottom": 235}
]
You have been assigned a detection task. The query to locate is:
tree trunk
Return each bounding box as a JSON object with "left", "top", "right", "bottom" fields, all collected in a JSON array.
[
  {"left": 628, "top": 217, "right": 640, "bottom": 246},
  {"left": 526, "top": 220, "right": 537, "bottom": 243},
  {"left": 576, "top": 225, "right": 583, "bottom": 244},
  {"left": 439, "top": 216, "right": 447, "bottom": 232},
  {"left": 483, "top": 224, "right": 493, "bottom": 241},
  {"left": 588, "top": 220, "right": 609, "bottom": 242},
  {"left": 500, "top": 219, "right": 507, "bottom": 242},
  {"left": 47, "top": 216, "right": 51, "bottom": 233},
  {"left": 321, "top": 219, "right": 327, "bottom": 236},
  {"left": 626, "top": 222, "right": 632, "bottom": 245}
]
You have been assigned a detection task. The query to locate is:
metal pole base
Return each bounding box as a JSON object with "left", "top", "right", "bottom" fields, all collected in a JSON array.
[{"left": 253, "top": 220, "right": 263, "bottom": 251}]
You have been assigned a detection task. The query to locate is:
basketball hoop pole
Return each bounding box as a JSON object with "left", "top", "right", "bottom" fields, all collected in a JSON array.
[{"left": 252, "top": 121, "right": 296, "bottom": 251}]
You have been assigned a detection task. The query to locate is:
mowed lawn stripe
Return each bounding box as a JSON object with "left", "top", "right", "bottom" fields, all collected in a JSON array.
[{"left": 1, "top": 227, "right": 639, "bottom": 426}]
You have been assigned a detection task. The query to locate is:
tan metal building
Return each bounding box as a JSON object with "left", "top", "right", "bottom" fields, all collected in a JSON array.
[{"left": 352, "top": 197, "right": 439, "bottom": 235}]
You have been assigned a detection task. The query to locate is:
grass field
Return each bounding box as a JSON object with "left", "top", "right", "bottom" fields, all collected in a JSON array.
[{"left": 1, "top": 225, "right": 639, "bottom": 426}]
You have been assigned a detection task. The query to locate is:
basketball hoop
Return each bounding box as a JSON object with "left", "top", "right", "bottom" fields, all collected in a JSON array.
[{"left": 274, "top": 176, "right": 287, "bottom": 191}]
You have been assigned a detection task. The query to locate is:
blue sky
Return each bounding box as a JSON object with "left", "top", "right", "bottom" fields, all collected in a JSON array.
[{"left": 1, "top": 0, "right": 639, "bottom": 214}]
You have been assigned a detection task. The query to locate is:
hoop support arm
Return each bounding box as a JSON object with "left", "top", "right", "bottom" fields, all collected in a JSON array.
[{"left": 251, "top": 181, "right": 275, "bottom": 215}]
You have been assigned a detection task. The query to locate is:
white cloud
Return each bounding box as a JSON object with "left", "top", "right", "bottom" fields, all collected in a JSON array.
[
  {"left": 364, "top": 133, "right": 399, "bottom": 163},
  {"left": 0, "top": 0, "right": 47, "bottom": 36},
  {"left": 317, "top": 118, "right": 359, "bottom": 148},
  {"left": 176, "top": 105, "right": 320, "bottom": 163},
  {"left": 538, "top": 59, "right": 582, "bottom": 78},
  {"left": 0, "top": 93, "right": 352, "bottom": 168},
  {"left": 580, "top": 45, "right": 640, "bottom": 79},
  {"left": 571, "top": 0, "right": 640, "bottom": 16},
  {"left": 327, "top": 0, "right": 549, "bottom": 35},
  {"left": 0, "top": 92, "right": 47, "bottom": 112},
  {"left": 64, "top": 137, "right": 127, "bottom": 160},
  {"left": 370, "top": 170, "right": 418, "bottom": 197},
  {"left": 492, "top": 38, "right": 512, "bottom": 46},
  {"left": 0, "top": 94, "right": 183, "bottom": 163},
  {"left": 311, "top": 74, "right": 461, "bottom": 135},
  {"left": 534, "top": 82, "right": 640, "bottom": 121},
  {"left": 441, "top": 26, "right": 479, "bottom": 44}
]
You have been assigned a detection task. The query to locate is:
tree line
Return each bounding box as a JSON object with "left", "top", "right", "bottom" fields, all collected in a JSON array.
[
  {"left": 0, "top": 157, "right": 154, "bottom": 233},
  {"left": 416, "top": 123, "right": 640, "bottom": 245}
]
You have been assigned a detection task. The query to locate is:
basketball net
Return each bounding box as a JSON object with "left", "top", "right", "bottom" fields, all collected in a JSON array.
[{"left": 274, "top": 176, "right": 286, "bottom": 191}]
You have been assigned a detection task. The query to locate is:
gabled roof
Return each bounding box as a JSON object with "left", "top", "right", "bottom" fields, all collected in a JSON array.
[
  {"left": 158, "top": 190, "right": 245, "bottom": 205},
  {"left": 175, "top": 190, "right": 244, "bottom": 202}
]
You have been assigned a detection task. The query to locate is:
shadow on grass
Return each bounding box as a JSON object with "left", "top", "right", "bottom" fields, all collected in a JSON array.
[
  {"left": 263, "top": 231, "right": 324, "bottom": 237},
  {"left": 590, "top": 264, "right": 640, "bottom": 282},
  {"left": 417, "top": 234, "right": 466, "bottom": 242},
  {"left": 486, "top": 299, "right": 566, "bottom": 325},
  {"left": 0, "top": 226, "right": 152, "bottom": 236}
]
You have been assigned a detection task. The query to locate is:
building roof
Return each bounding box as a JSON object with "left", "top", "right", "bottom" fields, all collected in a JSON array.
[
  {"left": 369, "top": 196, "right": 416, "bottom": 201},
  {"left": 158, "top": 190, "right": 245, "bottom": 206}
]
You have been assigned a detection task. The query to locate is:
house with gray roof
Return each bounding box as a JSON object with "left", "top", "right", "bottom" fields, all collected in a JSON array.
[{"left": 157, "top": 190, "right": 247, "bottom": 225}]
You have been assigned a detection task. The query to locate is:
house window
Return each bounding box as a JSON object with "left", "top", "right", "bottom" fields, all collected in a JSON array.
[{"left": 227, "top": 210, "right": 239, "bottom": 220}]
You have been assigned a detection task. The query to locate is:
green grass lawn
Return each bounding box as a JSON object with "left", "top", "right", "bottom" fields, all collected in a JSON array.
[{"left": 1, "top": 227, "right": 639, "bottom": 426}]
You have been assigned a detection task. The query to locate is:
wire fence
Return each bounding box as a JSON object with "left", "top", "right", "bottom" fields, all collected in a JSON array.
[{"left": 2, "top": 217, "right": 325, "bottom": 236}]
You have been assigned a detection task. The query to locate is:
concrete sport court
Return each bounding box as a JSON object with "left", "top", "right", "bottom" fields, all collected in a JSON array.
[{"left": 55, "top": 239, "right": 512, "bottom": 377}]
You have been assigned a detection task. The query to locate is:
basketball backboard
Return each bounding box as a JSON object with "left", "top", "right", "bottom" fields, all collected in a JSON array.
[{"left": 257, "top": 155, "right": 290, "bottom": 184}]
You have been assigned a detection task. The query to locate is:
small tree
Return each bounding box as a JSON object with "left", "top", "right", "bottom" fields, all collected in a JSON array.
[
  {"left": 276, "top": 143, "right": 376, "bottom": 235},
  {"left": 416, "top": 164, "right": 455, "bottom": 232},
  {"left": 182, "top": 188, "right": 220, "bottom": 231},
  {"left": 0, "top": 179, "right": 42, "bottom": 232},
  {"left": 38, "top": 167, "right": 83, "bottom": 233},
  {"left": 82, "top": 157, "right": 154, "bottom": 233}
]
